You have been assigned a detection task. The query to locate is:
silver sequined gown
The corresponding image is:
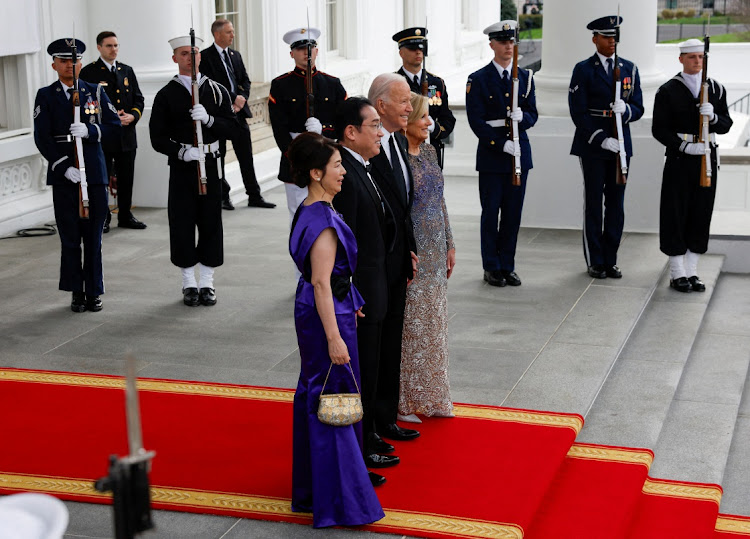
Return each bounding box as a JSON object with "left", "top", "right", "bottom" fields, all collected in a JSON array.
[{"left": 399, "top": 143, "right": 455, "bottom": 417}]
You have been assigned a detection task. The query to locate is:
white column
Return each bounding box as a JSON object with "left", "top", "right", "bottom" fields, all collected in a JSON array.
[
  {"left": 535, "top": 0, "right": 664, "bottom": 116},
  {"left": 87, "top": 0, "right": 214, "bottom": 208}
]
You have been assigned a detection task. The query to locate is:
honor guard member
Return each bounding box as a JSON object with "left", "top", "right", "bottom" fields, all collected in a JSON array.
[
  {"left": 652, "top": 38, "right": 732, "bottom": 293},
  {"left": 200, "top": 19, "right": 275, "bottom": 210},
  {"left": 33, "top": 38, "right": 121, "bottom": 312},
  {"left": 466, "top": 21, "right": 538, "bottom": 287},
  {"left": 569, "top": 15, "right": 643, "bottom": 279},
  {"left": 149, "top": 35, "right": 240, "bottom": 307},
  {"left": 268, "top": 27, "right": 348, "bottom": 224},
  {"left": 392, "top": 27, "right": 456, "bottom": 169},
  {"left": 80, "top": 31, "right": 147, "bottom": 232}
]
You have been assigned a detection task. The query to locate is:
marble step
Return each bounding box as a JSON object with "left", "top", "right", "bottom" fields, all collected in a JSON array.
[{"left": 577, "top": 254, "right": 725, "bottom": 451}]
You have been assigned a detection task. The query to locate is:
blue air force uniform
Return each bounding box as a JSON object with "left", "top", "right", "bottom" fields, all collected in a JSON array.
[
  {"left": 33, "top": 39, "right": 121, "bottom": 301},
  {"left": 466, "top": 23, "right": 538, "bottom": 275},
  {"left": 568, "top": 16, "right": 644, "bottom": 274}
]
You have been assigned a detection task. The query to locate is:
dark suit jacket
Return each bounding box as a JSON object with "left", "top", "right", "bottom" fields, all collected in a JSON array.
[
  {"left": 80, "top": 59, "right": 144, "bottom": 152},
  {"left": 200, "top": 44, "right": 253, "bottom": 119},
  {"left": 370, "top": 131, "right": 417, "bottom": 283},
  {"left": 335, "top": 149, "right": 393, "bottom": 321}
]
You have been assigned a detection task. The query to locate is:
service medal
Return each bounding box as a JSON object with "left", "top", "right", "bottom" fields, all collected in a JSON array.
[{"left": 124, "top": 77, "right": 129, "bottom": 87}]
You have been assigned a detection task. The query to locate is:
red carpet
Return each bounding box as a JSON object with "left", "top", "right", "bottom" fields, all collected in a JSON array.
[{"left": 1, "top": 368, "right": 750, "bottom": 538}]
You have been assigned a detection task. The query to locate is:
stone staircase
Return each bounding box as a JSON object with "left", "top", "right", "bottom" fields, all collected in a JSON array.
[{"left": 502, "top": 231, "right": 750, "bottom": 517}]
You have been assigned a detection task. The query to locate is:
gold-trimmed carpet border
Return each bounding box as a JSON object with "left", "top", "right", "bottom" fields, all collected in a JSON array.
[
  {"left": 453, "top": 404, "right": 583, "bottom": 433},
  {"left": 566, "top": 444, "right": 653, "bottom": 469},
  {"left": 0, "top": 472, "right": 522, "bottom": 539},
  {"left": 716, "top": 515, "right": 750, "bottom": 535},
  {"left": 642, "top": 478, "right": 722, "bottom": 506}
]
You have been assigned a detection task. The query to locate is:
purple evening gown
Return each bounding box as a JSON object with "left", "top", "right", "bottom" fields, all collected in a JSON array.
[{"left": 289, "top": 201, "right": 384, "bottom": 528}]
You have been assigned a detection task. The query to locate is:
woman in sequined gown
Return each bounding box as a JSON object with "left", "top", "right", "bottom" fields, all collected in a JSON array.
[{"left": 398, "top": 93, "right": 456, "bottom": 422}]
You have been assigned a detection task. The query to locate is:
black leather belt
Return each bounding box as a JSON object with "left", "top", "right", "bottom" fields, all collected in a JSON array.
[
  {"left": 589, "top": 109, "right": 613, "bottom": 118},
  {"left": 53, "top": 135, "right": 75, "bottom": 143}
]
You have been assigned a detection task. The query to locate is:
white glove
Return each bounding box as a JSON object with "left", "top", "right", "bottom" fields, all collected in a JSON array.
[
  {"left": 601, "top": 137, "right": 620, "bottom": 153},
  {"left": 304, "top": 117, "right": 323, "bottom": 134},
  {"left": 683, "top": 142, "right": 706, "bottom": 156},
  {"left": 427, "top": 115, "right": 436, "bottom": 133},
  {"left": 289, "top": 132, "right": 301, "bottom": 140},
  {"left": 610, "top": 99, "right": 626, "bottom": 114},
  {"left": 181, "top": 147, "right": 202, "bottom": 162},
  {"left": 508, "top": 108, "right": 523, "bottom": 122},
  {"left": 699, "top": 102, "right": 715, "bottom": 120},
  {"left": 64, "top": 167, "right": 81, "bottom": 184},
  {"left": 190, "top": 104, "right": 210, "bottom": 125},
  {"left": 503, "top": 140, "right": 516, "bottom": 155},
  {"left": 69, "top": 122, "right": 88, "bottom": 138}
]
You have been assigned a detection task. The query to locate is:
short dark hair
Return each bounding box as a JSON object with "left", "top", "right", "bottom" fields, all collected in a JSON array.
[
  {"left": 212, "top": 19, "right": 231, "bottom": 36},
  {"left": 334, "top": 96, "right": 373, "bottom": 141},
  {"left": 287, "top": 133, "right": 342, "bottom": 189},
  {"left": 96, "top": 31, "right": 117, "bottom": 45}
]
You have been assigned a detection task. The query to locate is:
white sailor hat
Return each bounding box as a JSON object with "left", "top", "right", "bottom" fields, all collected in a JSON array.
[
  {"left": 168, "top": 35, "right": 204, "bottom": 51},
  {"left": 679, "top": 38, "right": 704, "bottom": 54},
  {"left": 0, "top": 493, "right": 69, "bottom": 539},
  {"left": 484, "top": 21, "right": 517, "bottom": 41},
  {"left": 283, "top": 27, "right": 321, "bottom": 49}
]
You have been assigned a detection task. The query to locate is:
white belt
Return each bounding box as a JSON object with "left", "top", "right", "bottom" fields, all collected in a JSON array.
[
  {"left": 677, "top": 133, "right": 716, "bottom": 144},
  {"left": 180, "top": 141, "right": 220, "bottom": 153},
  {"left": 485, "top": 120, "right": 507, "bottom": 128}
]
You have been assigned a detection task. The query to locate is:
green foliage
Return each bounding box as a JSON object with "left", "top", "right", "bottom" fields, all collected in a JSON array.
[
  {"left": 675, "top": 8, "right": 686, "bottom": 18},
  {"left": 520, "top": 14, "right": 543, "bottom": 30},
  {"left": 685, "top": 8, "right": 696, "bottom": 17},
  {"left": 501, "top": 0, "right": 517, "bottom": 22},
  {"left": 661, "top": 9, "right": 675, "bottom": 19}
]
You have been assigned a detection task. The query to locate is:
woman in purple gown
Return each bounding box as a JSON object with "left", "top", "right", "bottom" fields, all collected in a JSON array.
[{"left": 287, "top": 133, "right": 384, "bottom": 528}]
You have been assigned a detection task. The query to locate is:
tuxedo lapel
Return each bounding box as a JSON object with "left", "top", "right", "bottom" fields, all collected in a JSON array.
[
  {"left": 342, "top": 151, "right": 384, "bottom": 229},
  {"left": 393, "top": 132, "right": 414, "bottom": 208},
  {"left": 371, "top": 151, "right": 404, "bottom": 211}
]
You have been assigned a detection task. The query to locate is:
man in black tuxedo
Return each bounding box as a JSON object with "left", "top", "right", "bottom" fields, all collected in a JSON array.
[
  {"left": 334, "top": 97, "right": 399, "bottom": 486},
  {"left": 200, "top": 19, "right": 275, "bottom": 209},
  {"left": 80, "top": 31, "right": 146, "bottom": 232},
  {"left": 367, "top": 74, "right": 419, "bottom": 443}
]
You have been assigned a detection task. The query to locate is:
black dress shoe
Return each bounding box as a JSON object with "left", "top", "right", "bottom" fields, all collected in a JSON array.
[
  {"left": 102, "top": 220, "right": 110, "bottom": 234},
  {"left": 183, "top": 287, "right": 200, "bottom": 306},
  {"left": 688, "top": 275, "right": 706, "bottom": 292},
  {"left": 483, "top": 270, "right": 507, "bottom": 287},
  {"left": 247, "top": 197, "right": 276, "bottom": 209},
  {"left": 365, "top": 453, "right": 400, "bottom": 468},
  {"left": 670, "top": 277, "right": 691, "bottom": 293},
  {"left": 606, "top": 265, "right": 622, "bottom": 279},
  {"left": 501, "top": 270, "right": 522, "bottom": 286},
  {"left": 378, "top": 423, "right": 420, "bottom": 441},
  {"left": 86, "top": 295, "right": 103, "bottom": 312},
  {"left": 199, "top": 287, "right": 217, "bottom": 306},
  {"left": 118, "top": 215, "right": 147, "bottom": 229},
  {"left": 369, "top": 433, "right": 395, "bottom": 454},
  {"left": 71, "top": 292, "right": 87, "bottom": 313},
  {"left": 588, "top": 265, "right": 607, "bottom": 279},
  {"left": 369, "top": 471, "right": 386, "bottom": 487},
  {"left": 222, "top": 199, "right": 235, "bottom": 210}
]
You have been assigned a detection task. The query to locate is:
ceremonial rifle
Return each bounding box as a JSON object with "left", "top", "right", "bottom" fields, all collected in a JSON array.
[
  {"left": 70, "top": 34, "right": 90, "bottom": 219},
  {"left": 510, "top": 18, "right": 522, "bottom": 186},
  {"left": 612, "top": 8, "right": 628, "bottom": 185},
  {"left": 94, "top": 355, "right": 156, "bottom": 539},
  {"left": 305, "top": 9, "right": 315, "bottom": 119},
  {"left": 190, "top": 21, "right": 208, "bottom": 196},
  {"left": 698, "top": 20, "right": 711, "bottom": 188},
  {"left": 421, "top": 15, "right": 429, "bottom": 97}
]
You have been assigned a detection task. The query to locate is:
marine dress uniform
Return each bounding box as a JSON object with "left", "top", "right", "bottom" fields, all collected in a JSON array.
[
  {"left": 268, "top": 27, "right": 347, "bottom": 222},
  {"left": 392, "top": 27, "right": 456, "bottom": 169},
  {"left": 80, "top": 55, "right": 146, "bottom": 230},
  {"left": 652, "top": 38, "right": 733, "bottom": 292},
  {"left": 33, "top": 39, "right": 121, "bottom": 312},
  {"left": 149, "top": 35, "right": 240, "bottom": 306},
  {"left": 569, "top": 15, "right": 643, "bottom": 279},
  {"left": 466, "top": 21, "right": 538, "bottom": 286}
]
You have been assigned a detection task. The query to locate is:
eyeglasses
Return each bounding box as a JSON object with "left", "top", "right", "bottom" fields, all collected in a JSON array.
[{"left": 357, "top": 122, "right": 383, "bottom": 132}]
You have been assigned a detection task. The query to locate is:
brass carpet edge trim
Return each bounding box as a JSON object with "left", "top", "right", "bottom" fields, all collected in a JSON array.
[
  {"left": 566, "top": 444, "right": 654, "bottom": 469},
  {"left": 2, "top": 369, "right": 581, "bottom": 431},
  {"left": 642, "top": 478, "right": 722, "bottom": 506},
  {"left": 0, "top": 473, "right": 522, "bottom": 539},
  {"left": 716, "top": 515, "right": 750, "bottom": 535},
  {"left": 453, "top": 404, "right": 583, "bottom": 433}
]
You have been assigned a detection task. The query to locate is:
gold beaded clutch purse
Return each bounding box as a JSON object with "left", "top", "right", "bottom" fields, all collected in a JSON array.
[{"left": 317, "top": 362, "right": 363, "bottom": 427}]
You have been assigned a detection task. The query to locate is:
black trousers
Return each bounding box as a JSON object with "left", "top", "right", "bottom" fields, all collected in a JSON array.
[
  {"left": 104, "top": 149, "right": 136, "bottom": 220},
  {"left": 357, "top": 317, "right": 384, "bottom": 454},
  {"left": 220, "top": 120, "right": 262, "bottom": 202},
  {"left": 52, "top": 183, "right": 108, "bottom": 295},
  {"left": 167, "top": 159, "right": 224, "bottom": 268},
  {"left": 375, "top": 278, "right": 408, "bottom": 428}
]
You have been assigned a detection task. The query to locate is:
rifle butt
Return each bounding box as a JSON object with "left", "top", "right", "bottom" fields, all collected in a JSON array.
[{"left": 699, "top": 157, "right": 711, "bottom": 188}]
